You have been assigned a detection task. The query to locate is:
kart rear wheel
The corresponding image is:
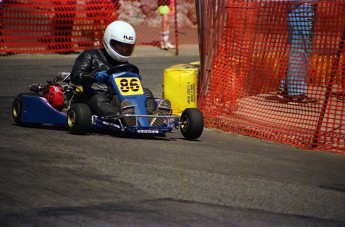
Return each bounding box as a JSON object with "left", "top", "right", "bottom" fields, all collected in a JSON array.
[
  {"left": 180, "top": 108, "right": 204, "bottom": 140},
  {"left": 12, "top": 97, "right": 23, "bottom": 125},
  {"left": 67, "top": 103, "right": 92, "bottom": 135},
  {"left": 12, "top": 94, "right": 41, "bottom": 127}
]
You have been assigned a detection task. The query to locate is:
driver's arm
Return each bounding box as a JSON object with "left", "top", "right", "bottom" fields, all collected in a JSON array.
[{"left": 70, "top": 50, "right": 99, "bottom": 86}]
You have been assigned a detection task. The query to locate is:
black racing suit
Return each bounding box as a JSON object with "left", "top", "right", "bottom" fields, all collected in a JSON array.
[{"left": 70, "top": 48, "right": 155, "bottom": 117}]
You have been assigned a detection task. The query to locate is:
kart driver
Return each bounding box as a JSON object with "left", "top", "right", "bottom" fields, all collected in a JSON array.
[{"left": 70, "top": 20, "right": 171, "bottom": 126}]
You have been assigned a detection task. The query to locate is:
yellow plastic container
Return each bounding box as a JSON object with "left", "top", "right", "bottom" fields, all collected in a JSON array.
[{"left": 162, "top": 63, "right": 199, "bottom": 115}]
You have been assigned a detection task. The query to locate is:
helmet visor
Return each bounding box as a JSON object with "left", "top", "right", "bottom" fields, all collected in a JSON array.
[{"left": 110, "top": 40, "right": 135, "bottom": 57}]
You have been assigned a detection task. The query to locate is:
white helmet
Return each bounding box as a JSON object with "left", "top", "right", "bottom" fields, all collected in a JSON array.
[{"left": 103, "top": 21, "right": 136, "bottom": 62}]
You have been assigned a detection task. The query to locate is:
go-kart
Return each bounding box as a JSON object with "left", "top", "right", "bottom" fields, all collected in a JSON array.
[{"left": 12, "top": 64, "right": 204, "bottom": 140}]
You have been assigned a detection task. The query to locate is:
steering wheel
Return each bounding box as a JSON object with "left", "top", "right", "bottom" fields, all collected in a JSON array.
[{"left": 107, "top": 63, "right": 139, "bottom": 75}]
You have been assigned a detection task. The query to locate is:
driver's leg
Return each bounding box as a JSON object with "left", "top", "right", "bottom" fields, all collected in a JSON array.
[
  {"left": 87, "top": 92, "right": 119, "bottom": 117},
  {"left": 143, "top": 88, "right": 155, "bottom": 115}
]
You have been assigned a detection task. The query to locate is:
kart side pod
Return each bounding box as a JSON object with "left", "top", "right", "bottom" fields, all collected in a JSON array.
[{"left": 12, "top": 93, "right": 67, "bottom": 126}]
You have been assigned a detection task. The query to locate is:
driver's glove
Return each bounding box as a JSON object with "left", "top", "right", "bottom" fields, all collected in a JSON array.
[{"left": 94, "top": 71, "right": 109, "bottom": 83}]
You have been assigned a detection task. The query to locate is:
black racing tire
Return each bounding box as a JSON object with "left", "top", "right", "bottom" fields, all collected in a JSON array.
[
  {"left": 180, "top": 108, "right": 204, "bottom": 140},
  {"left": 67, "top": 103, "right": 92, "bottom": 135},
  {"left": 12, "top": 96, "right": 24, "bottom": 125},
  {"left": 12, "top": 93, "right": 41, "bottom": 127}
]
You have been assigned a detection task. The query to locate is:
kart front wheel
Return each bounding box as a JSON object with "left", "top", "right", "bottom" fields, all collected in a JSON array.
[
  {"left": 67, "top": 103, "right": 92, "bottom": 135},
  {"left": 180, "top": 108, "right": 204, "bottom": 140}
]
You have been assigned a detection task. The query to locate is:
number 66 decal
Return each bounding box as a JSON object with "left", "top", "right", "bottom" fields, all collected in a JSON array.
[{"left": 115, "top": 77, "right": 144, "bottom": 96}]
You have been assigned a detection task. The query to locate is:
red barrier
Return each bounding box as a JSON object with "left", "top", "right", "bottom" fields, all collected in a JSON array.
[
  {"left": 0, "top": 0, "right": 119, "bottom": 53},
  {"left": 0, "top": 0, "right": 198, "bottom": 55},
  {"left": 197, "top": 1, "right": 345, "bottom": 153}
]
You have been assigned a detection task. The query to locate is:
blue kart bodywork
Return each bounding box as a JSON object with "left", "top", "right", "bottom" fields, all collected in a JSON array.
[
  {"left": 12, "top": 64, "right": 204, "bottom": 139},
  {"left": 17, "top": 94, "right": 67, "bottom": 125},
  {"left": 92, "top": 71, "right": 178, "bottom": 136}
]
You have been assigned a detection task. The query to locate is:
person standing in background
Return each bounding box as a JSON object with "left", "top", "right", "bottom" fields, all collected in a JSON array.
[
  {"left": 279, "top": 0, "right": 318, "bottom": 103},
  {"left": 157, "top": 0, "right": 175, "bottom": 50}
]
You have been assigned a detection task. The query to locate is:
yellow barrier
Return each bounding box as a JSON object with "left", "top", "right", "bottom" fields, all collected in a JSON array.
[{"left": 163, "top": 63, "right": 199, "bottom": 115}]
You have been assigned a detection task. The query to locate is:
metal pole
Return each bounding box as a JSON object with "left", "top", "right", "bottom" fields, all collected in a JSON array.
[{"left": 174, "top": 0, "right": 179, "bottom": 56}]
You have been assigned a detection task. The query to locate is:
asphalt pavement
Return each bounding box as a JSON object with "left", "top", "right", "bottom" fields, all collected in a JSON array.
[{"left": 0, "top": 51, "right": 344, "bottom": 226}]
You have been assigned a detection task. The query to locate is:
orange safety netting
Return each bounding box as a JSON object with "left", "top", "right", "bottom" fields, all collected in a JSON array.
[
  {"left": 0, "top": 0, "right": 119, "bottom": 53},
  {"left": 0, "top": 0, "right": 198, "bottom": 54},
  {"left": 197, "top": 1, "right": 345, "bottom": 153}
]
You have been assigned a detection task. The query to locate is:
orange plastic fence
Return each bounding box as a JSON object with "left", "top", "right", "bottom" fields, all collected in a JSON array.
[
  {"left": 0, "top": 0, "right": 118, "bottom": 53},
  {"left": 197, "top": 1, "right": 345, "bottom": 153},
  {"left": 0, "top": 0, "right": 198, "bottom": 54}
]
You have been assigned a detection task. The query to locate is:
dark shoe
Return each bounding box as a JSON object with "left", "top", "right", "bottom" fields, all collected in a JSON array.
[
  {"left": 150, "top": 99, "right": 172, "bottom": 126},
  {"left": 121, "top": 100, "right": 136, "bottom": 126},
  {"left": 277, "top": 89, "right": 287, "bottom": 98},
  {"left": 287, "top": 95, "right": 317, "bottom": 104}
]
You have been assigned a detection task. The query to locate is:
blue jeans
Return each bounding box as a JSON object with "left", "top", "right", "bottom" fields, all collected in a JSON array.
[{"left": 280, "top": 3, "right": 315, "bottom": 96}]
